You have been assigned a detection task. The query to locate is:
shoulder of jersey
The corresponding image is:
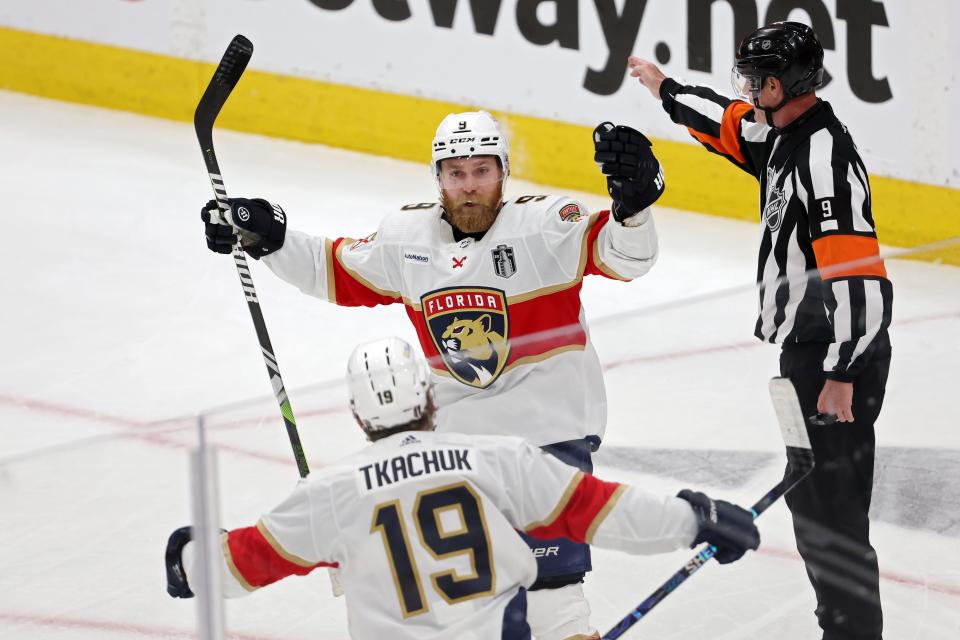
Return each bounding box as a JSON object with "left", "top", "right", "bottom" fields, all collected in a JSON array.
[
  {"left": 505, "top": 194, "right": 587, "bottom": 223},
  {"left": 375, "top": 201, "right": 442, "bottom": 239},
  {"left": 432, "top": 429, "right": 527, "bottom": 452},
  {"left": 397, "top": 201, "right": 442, "bottom": 215}
]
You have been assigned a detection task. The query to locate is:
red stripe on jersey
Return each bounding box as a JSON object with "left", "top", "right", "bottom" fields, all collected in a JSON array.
[
  {"left": 226, "top": 526, "right": 335, "bottom": 589},
  {"left": 525, "top": 473, "right": 622, "bottom": 543},
  {"left": 507, "top": 283, "right": 586, "bottom": 361},
  {"left": 405, "top": 284, "right": 587, "bottom": 368},
  {"left": 330, "top": 237, "right": 402, "bottom": 307},
  {"left": 584, "top": 210, "right": 622, "bottom": 280}
]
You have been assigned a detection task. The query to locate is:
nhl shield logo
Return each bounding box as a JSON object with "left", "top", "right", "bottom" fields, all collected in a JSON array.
[
  {"left": 764, "top": 167, "right": 787, "bottom": 232},
  {"left": 421, "top": 287, "right": 510, "bottom": 388},
  {"left": 491, "top": 244, "right": 517, "bottom": 278}
]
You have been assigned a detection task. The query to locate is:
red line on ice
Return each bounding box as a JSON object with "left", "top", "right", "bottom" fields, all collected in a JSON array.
[{"left": 759, "top": 546, "right": 960, "bottom": 597}]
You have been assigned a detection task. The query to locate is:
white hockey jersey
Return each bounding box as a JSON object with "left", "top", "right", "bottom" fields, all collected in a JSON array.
[
  {"left": 263, "top": 196, "right": 658, "bottom": 445},
  {"left": 203, "top": 431, "right": 696, "bottom": 640}
]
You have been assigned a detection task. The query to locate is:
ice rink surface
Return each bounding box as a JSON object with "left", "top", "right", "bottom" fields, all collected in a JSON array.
[{"left": 1, "top": 91, "right": 958, "bottom": 638}]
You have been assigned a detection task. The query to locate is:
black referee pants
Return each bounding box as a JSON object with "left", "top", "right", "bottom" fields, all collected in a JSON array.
[{"left": 779, "top": 333, "right": 890, "bottom": 640}]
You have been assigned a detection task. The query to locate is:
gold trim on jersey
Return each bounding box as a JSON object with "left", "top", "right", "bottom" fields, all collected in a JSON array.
[
  {"left": 524, "top": 471, "right": 584, "bottom": 532},
  {"left": 221, "top": 532, "right": 258, "bottom": 593},
  {"left": 324, "top": 237, "right": 336, "bottom": 303},
  {"left": 334, "top": 237, "right": 404, "bottom": 302},
  {"left": 407, "top": 278, "right": 581, "bottom": 312},
  {"left": 412, "top": 482, "right": 497, "bottom": 606},
  {"left": 255, "top": 520, "right": 316, "bottom": 568},
  {"left": 591, "top": 228, "right": 632, "bottom": 281},
  {"left": 370, "top": 498, "right": 429, "bottom": 619},
  {"left": 433, "top": 503, "right": 469, "bottom": 538},
  {"left": 505, "top": 279, "right": 580, "bottom": 305},
  {"left": 585, "top": 484, "right": 628, "bottom": 544},
  {"left": 575, "top": 212, "right": 600, "bottom": 280}
]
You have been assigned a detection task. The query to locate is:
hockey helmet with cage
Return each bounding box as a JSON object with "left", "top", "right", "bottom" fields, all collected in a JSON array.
[
  {"left": 346, "top": 337, "right": 434, "bottom": 436},
  {"left": 732, "top": 22, "right": 824, "bottom": 115},
  {"left": 431, "top": 110, "right": 510, "bottom": 187}
]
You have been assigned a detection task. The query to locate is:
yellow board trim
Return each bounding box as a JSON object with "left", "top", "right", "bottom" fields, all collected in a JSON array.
[{"left": 3, "top": 26, "right": 956, "bottom": 264}]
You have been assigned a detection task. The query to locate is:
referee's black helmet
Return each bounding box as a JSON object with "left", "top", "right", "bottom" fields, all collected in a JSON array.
[{"left": 734, "top": 22, "right": 825, "bottom": 99}]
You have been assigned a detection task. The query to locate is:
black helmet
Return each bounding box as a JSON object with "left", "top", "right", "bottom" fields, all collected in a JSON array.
[{"left": 733, "top": 22, "right": 824, "bottom": 101}]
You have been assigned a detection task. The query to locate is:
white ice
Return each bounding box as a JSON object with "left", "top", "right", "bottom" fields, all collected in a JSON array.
[{"left": 1, "top": 91, "right": 958, "bottom": 639}]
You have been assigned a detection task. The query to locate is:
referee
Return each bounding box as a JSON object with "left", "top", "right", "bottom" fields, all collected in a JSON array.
[{"left": 628, "top": 22, "right": 892, "bottom": 640}]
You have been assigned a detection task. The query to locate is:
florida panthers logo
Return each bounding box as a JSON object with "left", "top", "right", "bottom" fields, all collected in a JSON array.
[{"left": 421, "top": 287, "right": 510, "bottom": 388}]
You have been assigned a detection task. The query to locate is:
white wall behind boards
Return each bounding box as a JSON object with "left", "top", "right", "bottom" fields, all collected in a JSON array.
[{"left": 3, "top": 0, "right": 957, "bottom": 187}]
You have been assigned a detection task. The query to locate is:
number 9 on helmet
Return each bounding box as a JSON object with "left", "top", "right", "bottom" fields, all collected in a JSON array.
[{"left": 346, "top": 337, "right": 435, "bottom": 439}]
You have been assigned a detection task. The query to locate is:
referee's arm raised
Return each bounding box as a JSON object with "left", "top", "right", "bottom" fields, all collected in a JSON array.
[{"left": 628, "top": 57, "right": 769, "bottom": 179}]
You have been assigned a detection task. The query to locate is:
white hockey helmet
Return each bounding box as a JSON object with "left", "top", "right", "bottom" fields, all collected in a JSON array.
[
  {"left": 346, "top": 337, "right": 433, "bottom": 436},
  {"left": 431, "top": 110, "right": 510, "bottom": 185}
]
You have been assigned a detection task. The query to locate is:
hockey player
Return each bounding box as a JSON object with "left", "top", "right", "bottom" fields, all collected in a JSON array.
[
  {"left": 165, "top": 337, "right": 761, "bottom": 639},
  {"left": 628, "top": 22, "right": 892, "bottom": 640},
  {"left": 199, "top": 111, "right": 665, "bottom": 638}
]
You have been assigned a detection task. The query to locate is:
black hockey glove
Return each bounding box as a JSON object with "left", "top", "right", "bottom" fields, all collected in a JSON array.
[
  {"left": 200, "top": 197, "right": 287, "bottom": 259},
  {"left": 677, "top": 489, "right": 760, "bottom": 564},
  {"left": 593, "top": 122, "right": 665, "bottom": 222},
  {"left": 165, "top": 526, "right": 194, "bottom": 598}
]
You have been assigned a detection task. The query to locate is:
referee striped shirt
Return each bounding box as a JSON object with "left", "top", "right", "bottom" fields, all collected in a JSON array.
[{"left": 659, "top": 78, "right": 893, "bottom": 381}]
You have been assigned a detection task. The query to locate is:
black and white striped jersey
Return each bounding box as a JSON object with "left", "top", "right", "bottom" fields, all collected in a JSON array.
[{"left": 659, "top": 78, "right": 893, "bottom": 381}]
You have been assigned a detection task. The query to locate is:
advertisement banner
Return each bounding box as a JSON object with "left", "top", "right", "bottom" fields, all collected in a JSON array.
[{"left": 1, "top": 0, "right": 957, "bottom": 187}]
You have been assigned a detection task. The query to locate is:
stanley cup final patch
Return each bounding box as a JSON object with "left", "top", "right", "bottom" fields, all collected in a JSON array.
[
  {"left": 421, "top": 287, "right": 510, "bottom": 388},
  {"left": 491, "top": 244, "right": 517, "bottom": 278}
]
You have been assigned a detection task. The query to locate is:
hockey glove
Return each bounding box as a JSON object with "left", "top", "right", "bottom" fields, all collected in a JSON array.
[
  {"left": 200, "top": 197, "right": 287, "bottom": 259},
  {"left": 677, "top": 489, "right": 760, "bottom": 564},
  {"left": 593, "top": 122, "right": 665, "bottom": 222},
  {"left": 201, "top": 201, "right": 239, "bottom": 255},
  {"left": 165, "top": 526, "right": 194, "bottom": 598}
]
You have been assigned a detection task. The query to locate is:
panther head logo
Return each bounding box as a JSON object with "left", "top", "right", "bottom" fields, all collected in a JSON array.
[
  {"left": 421, "top": 288, "right": 511, "bottom": 388},
  {"left": 440, "top": 314, "right": 508, "bottom": 385}
]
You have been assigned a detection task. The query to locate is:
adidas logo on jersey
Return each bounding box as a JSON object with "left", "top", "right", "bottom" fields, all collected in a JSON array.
[{"left": 400, "top": 435, "right": 420, "bottom": 446}]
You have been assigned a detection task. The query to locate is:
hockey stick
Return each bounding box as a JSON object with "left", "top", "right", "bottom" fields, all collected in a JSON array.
[
  {"left": 601, "top": 377, "right": 815, "bottom": 639},
  {"left": 194, "top": 35, "right": 309, "bottom": 479}
]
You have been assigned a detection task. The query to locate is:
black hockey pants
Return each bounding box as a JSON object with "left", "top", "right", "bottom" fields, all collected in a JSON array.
[{"left": 780, "top": 332, "right": 890, "bottom": 640}]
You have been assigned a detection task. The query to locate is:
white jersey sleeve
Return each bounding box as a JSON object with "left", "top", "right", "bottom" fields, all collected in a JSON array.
[
  {"left": 262, "top": 225, "right": 404, "bottom": 306},
  {"left": 218, "top": 478, "right": 339, "bottom": 597},
  {"left": 536, "top": 196, "right": 658, "bottom": 282},
  {"left": 472, "top": 437, "right": 697, "bottom": 553}
]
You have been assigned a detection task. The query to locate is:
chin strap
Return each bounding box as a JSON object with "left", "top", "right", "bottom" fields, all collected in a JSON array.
[{"left": 750, "top": 84, "right": 792, "bottom": 129}]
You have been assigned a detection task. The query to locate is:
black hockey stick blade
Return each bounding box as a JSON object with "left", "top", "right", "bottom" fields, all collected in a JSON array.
[
  {"left": 195, "top": 35, "right": 253, "bottom": 156},
  {"left": 601, "top": 377, "right": 815, "bottom": 639}
]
